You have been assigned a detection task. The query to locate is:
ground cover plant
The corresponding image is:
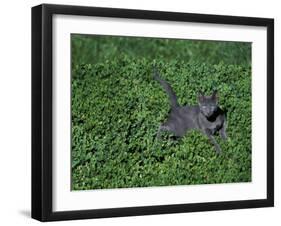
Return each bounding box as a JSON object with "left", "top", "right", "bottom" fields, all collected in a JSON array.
[{"left": 71, "top": 35, "right": 252, "bottom": 190}]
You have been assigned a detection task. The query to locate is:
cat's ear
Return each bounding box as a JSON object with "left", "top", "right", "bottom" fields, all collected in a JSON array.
[
  {"left": 212, "top": 90, "right": 219, "bottom": 101},
  {"left": 197, "top": 91, "right": 204, "bottom": 103}
]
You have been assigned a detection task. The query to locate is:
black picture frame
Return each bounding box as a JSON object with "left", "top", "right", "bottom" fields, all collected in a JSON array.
[{"left": 32, "top": 3, "right": 274, "bottom": 222}]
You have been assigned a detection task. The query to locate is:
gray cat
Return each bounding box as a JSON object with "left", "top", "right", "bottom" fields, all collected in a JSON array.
[{"left": 154, "top": 68, "right": 227, "bottom": 154}]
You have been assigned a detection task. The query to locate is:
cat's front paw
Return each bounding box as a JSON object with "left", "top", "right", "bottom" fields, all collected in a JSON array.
[
  {"left": 215, "top": 146, "right": 222, "bottom": 154},
  {"left": 220, "top": 131, "right": 227, "bottom": 140}
]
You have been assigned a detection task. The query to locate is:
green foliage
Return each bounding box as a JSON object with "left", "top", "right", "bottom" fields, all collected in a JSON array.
[
  {"left": 71, "top": 35, "right": 251, "bottom": 190},
  {"left": 71, "top": 35, "right": 251, "bottom": 66}
]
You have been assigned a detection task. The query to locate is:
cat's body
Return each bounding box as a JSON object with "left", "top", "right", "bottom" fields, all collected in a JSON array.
[{"left": 154, "top": 69, "right": 227, "bottom": 154}]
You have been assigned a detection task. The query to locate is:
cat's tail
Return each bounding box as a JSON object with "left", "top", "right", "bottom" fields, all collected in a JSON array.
[{"left": 153, "top": 67, "right": 179, "bottom": 108}]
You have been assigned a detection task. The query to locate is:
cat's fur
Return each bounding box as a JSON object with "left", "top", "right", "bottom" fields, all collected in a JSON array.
[{"left": 154, "top": 68, "right": 227, "bottom": 154}]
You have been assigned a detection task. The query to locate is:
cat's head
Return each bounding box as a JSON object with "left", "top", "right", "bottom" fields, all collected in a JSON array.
[{"left": 198, "top": 91, "right": 219, "bottom": 118}]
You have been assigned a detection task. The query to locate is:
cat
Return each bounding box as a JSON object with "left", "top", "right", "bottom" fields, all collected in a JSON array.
[{"left": 154, "top": 68, "right": 227, "bottom": 154}]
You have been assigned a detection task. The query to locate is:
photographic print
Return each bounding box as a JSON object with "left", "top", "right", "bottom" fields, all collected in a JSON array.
[
  {"left": 71, "top": 35, "right": 252, "bottom": 190},
  {"left": 32, "top": 4, "right": 273, "bottom": 221}
]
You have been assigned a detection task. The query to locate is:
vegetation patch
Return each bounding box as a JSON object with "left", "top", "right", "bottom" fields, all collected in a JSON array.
[{"left": 71, "top": 35, "right": 251, "bottom": 190}]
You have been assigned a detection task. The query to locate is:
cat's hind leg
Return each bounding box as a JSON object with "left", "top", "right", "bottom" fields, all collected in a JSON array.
[{"left": 156, "top": 124, "right": 172, "bottom": 139}]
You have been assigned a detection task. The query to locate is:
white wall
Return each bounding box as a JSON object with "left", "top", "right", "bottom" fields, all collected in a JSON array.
[{"left": 0, "top": 0, "right": 279, "bottom": 225}]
